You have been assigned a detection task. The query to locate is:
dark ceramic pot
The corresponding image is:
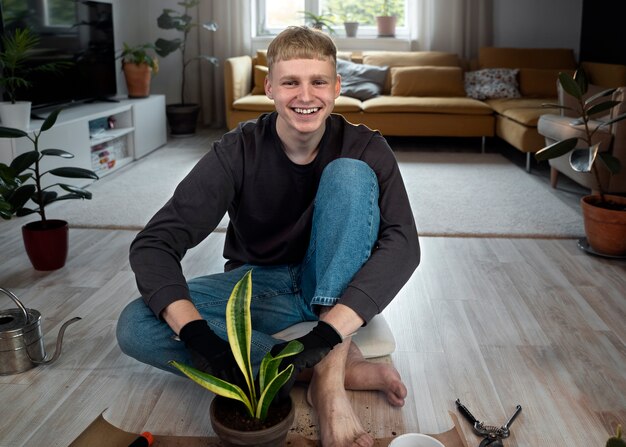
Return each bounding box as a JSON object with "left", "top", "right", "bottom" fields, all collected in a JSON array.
[{"left": 22, "top": 219, "right": 68, "bottom": 271}]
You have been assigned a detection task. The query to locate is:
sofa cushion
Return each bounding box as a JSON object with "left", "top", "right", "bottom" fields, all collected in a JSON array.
[
  {"left": 251, "top": 65, "right": 268, "bottom": 95},
  {"left": 390, "top": 66, "right": 465, "bottom": 97},
  {"left": 336, "top": 58, "right": 388, "bottom": 100},
  {"left": 519, "top": 68, "right": 575, "bottom": 97},
  {"left": 478, "top": 47, "right": 577, "bottom": 70},
  {"left": 464, "top": 68, "right": 521, "bottom": 100},
  {"left": 486, "top": 98, "right": 558, "bottom": 126},
  {"left": 362, "top": 96, "right": 493, "bottom": 115}
]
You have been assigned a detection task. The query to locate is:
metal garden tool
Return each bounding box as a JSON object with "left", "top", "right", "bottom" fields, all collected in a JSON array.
[{"left": 455, "top": 398, "right": 522, "bottom": 447}]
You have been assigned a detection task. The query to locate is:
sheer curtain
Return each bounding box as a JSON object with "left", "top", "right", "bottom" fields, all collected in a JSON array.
[
  {"left": 411, "top": 0, "right": 493, "bottom": 61},
  {"left": 198, "top": 0, "right": 252, "bottom": 127}
]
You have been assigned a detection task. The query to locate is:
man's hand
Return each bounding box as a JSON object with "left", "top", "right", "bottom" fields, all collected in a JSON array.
[
  {"left": 272, "top": 320, "right": 343, "bottom": 398},
  {"left": 178, "top": 319, "right": 245, "bottom": 387}
]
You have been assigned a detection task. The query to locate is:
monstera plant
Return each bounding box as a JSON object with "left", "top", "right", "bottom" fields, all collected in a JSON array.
[{"left": 170, "top": 270, "right": 302, "bottom": 446}]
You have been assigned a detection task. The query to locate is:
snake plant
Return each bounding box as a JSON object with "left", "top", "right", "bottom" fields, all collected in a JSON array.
[{"left": 170, "top": 270, "right": 302, "bottom": 421}]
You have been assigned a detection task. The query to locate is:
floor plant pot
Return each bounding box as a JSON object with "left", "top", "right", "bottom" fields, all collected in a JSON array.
[
  {"left": 166, "top": 103, "right": 200, "bottom": 137},
  {"left": 210, "top": 396, "right": 295, "bottom": 447},
  {"left": 581, "top": 194, "right": 626, "bottom": 256},
  {"left": 122, "top": 62, "right": 152, "bottom": 98},
  {"left": 22, "top": 219, "right": 69, "bottom": 271},
  {"left": 0, "top": 101, "right": 31, "bottom": 131}
]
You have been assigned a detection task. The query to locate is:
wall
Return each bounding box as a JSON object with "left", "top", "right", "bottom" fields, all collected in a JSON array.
[{"left": 493, "top": 0, "right": 583, "bottom": 58}]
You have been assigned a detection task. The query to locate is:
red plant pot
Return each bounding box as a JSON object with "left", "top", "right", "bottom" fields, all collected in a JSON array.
[{"left": 21, "top": 220, "right": 69, "bottom": 271}]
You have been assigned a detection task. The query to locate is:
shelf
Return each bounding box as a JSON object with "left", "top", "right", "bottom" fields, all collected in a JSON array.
[{"left": 89, "top": 127, "right": 134, "bottom": 146}]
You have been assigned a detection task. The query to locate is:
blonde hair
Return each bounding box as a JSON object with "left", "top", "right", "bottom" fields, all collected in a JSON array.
[{"left": 266, "top": 26, "right": 337, "bottom": 74}]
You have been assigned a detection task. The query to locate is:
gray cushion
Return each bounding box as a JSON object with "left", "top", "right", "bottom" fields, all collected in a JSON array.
[{"left": 337, "top": 59, "right": 388, "bottom": 101}]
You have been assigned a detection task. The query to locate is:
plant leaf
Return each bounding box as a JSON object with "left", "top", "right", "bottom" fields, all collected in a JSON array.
[
  {"left": 256, "top": 364, "right": 295, "bottom": 420},
  {"left": 535, "top": 138, "right": 578, "bottom": 161},
  {"left": 41, "top": 149, "right": 74, "bottom": 158},
  {"left": 16, "top": 207, "right": 37, "bottom": 217},
  {"left": 48, "top": 167, "right": 99, "bottom": 180},
  {"left": 598, "top": 152, "right": 621, "bottom": 175},
  {"left": 559, "top": 72, "right": 582, "bottom": 99},
  {"left": 602, "top": 112, "right": 626, "bottom": 127},
  {"left": 0, "top": 127, "right": 29, "bottom": 138},
  {"left": 226, "top": 270, "right": 256, "bottom": 406},
  {"left": 585, "top": 88, "right": 616, "bottom": 107},
  {"left": 259, "top": 340, "right": 303, "bottom": 392},
  {"left": 8, "top": 184, "right": 35, "bottom": 209},
  {"left": 41, "top": 109, "right": 62, "bottom": 132},
  {"left": 59, "top": 184, "right": 92, "bottom": 199},
  {"left": 573, "top": 68, "right": 588, "bottom": 95},
  {"left": 10, "top": 151, "right": 38, "bottom": 173},
  {"left": 587, "top": 100, "right": 620, "bottom": 118},
  {"left": 169, "top": 361, "right": 255, "bottom": 417}
]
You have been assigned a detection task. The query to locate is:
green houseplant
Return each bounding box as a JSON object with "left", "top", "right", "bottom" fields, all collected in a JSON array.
[
  {"left": 0, "top": 109, "right": 99, "bottom": 270},
  {"left": 170, "top": 270, "right": 302, "bottom": 446},
  {"left": 535, "top": 69, "right": 626, "bottom": 256},
  {"left": 376, "top": 0, "right": 397, "bottom": 37},
  {"left": 300, "top": 10, "right": 336, "bottom": 34},
  {"left": 118, "top": 43, "right": 159, "bottom": 98},
  {"left": 0, "top": 28, "right": 70, "bottom": 130},
  {"left": 154, "top": 0, "right": 219, "bottom": 136}
]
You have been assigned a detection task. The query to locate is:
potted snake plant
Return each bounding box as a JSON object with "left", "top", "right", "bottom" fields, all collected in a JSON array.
[
  {"left": 535, "top": 69, "right": 626, "bottom": 256},
  {"left": 170, "top": 270, "right": 302, "bottom": 447},
  {"left": 0, "top": 109, "right": 99, "bottom": 270}
]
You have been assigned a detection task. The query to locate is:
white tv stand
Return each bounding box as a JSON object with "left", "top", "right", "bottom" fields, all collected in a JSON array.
[{"left": 0, "top": 95, "right": 167, "bottom": 187}]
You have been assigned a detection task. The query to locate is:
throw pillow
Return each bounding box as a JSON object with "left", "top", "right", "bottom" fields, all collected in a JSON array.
[
  {"left": 336, "top": 58, "right": 388, "bottom": 101},
  {"left": 390, "top": 66, "right": 466, "bottom": 97},
  {"left": 251, "top": 65, "right": 268, "bottom": 95},
  {"left": 464, "top": 68, "right": 521, "bottom": 100}
]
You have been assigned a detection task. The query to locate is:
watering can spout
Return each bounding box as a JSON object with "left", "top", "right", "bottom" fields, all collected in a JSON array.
[{"left": 31, "top": 317, "right": 82, "bottom": 365}]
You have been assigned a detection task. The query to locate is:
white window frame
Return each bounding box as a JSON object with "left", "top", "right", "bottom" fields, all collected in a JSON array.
[{"left": 253, "top": 0, "right": 410, "bottom": 40}]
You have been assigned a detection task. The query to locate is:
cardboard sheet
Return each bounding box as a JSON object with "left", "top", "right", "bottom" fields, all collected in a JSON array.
[{"left": 69, "top": 412, "right": 470, "bottom": 447}]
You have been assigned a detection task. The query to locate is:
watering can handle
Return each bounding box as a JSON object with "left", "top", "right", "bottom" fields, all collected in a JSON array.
[{"left": 0, "top": 287, "right": 29, "bottom": 322}]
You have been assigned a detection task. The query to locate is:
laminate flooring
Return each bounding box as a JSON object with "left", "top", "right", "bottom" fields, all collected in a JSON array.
[{"left": 0, "top": 133, "right": 624, "bottom": 447}]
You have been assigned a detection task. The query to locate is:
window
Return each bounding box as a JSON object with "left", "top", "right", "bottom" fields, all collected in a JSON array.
[{"left": 255, "top": 0, "right": 408, "bottom": 38}]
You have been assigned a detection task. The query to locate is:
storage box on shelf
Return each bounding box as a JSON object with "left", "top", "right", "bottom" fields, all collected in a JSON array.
[{"left": 0, "top": 95, "right": 166, "bottom": 187}]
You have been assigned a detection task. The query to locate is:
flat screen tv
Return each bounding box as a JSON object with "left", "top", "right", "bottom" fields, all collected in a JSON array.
[{"left": 0, "top": 0, "right": 117, "bottom": 109}]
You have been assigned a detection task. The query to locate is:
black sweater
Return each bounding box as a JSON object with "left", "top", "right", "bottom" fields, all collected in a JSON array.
[{"left": 130, "top": 113, "right": 420, "bottom": 323}]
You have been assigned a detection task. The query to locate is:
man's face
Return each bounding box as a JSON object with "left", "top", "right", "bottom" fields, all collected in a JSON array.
[{"left": 265, "top": 58, "right": 340, "bottom": 137}]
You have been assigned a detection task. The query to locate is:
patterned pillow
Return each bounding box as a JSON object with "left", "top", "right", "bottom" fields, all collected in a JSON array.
[{"left": 464, "top": 68, "right": 521, "bottom": 100}]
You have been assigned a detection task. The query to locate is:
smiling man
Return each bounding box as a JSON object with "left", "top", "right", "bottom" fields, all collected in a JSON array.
[{"left": 117, "top": 26, "right": 419, "bottom": 447}]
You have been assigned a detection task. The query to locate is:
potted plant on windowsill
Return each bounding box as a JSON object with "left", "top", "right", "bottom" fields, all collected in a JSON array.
[
  {"left": 376, "top": 0, "right": 397, "bottom": 37},
  {"left": 0, "top": 109, "right": 99, "bottom": 270},
  {"left": 118, "top": 42, "right": 159, "bottom": 98},
  {"left": 0, "top": 28, "right": 70, "bottom": 131},
  {"left": 154, "top": 0, "right": 218, "bottom": 137},
  {"left": 170, "top": 270, "right": 303, "bottom": 447},
  {"left": 299, "top": 10, "right": 336, "bottom": 34},
  {"left": 535, "top": 69, "right": 626, "bottom": 256}
]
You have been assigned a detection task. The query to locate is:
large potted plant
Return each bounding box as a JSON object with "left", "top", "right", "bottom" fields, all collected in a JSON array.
[
  {"left": 154, "top": 0, "right": 218, "bottom": 137},
  {"left": 118, "top": 43, "right": 159, "bottom": 98},
  {"left": 0, "top": 28, "right": 69, "bottom": 130},
  {"left": 0, "top": 109, "right": 99, "bottom": 270},
  {"left": 170, "top": 270, "right": 302, "bottom": 447},
  {"left": 535, "top": 69, "right": 626, "bottom": 256}
]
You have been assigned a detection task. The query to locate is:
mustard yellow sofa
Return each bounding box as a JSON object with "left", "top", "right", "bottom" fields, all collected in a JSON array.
[{"left": 224, "top": 50, "right": 495, "bottom": 148}]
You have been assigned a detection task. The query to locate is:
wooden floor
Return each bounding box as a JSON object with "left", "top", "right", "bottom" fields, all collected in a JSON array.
[{"left": 1, "top": 137, "right": 625, "bottom": 446}]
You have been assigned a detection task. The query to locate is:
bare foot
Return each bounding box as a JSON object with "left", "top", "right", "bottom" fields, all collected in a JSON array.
[
  {"left": 308, "top": 372, "right": 375, "bottom": 447},
  {"left": 344, "top": 343, "right": 407, "bottom": 407}
]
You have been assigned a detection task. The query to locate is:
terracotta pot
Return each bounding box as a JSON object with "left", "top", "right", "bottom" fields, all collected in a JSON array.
[
  {"left": 580, "top": 194, "right": 626, "bottom": 256},
  {"left": 22, "top": 219, "right": 69, "bottom": 271},
  {"left": 166, "top": 103, "right": 200, "bottom": 137},
  {"left": 210, "top": 396, "right": 295, "bottom": 447},
  {"left": 122, "top": 62, "right": 152, "bottom": 98},
  {"left": 376, "top": 16, "right": 397, "bottom": 37}
]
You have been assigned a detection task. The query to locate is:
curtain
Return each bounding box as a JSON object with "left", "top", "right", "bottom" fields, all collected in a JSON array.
[
  {"left": 411, "top": 0, "right": 493, "bottom": 62},
  {"left": 198, "top": 0, "right": 252, "bottom": 127}
]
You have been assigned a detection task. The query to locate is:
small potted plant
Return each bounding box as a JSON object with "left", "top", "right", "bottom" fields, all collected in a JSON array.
[
  {"left": 607, "top": 424, "right": 625, "bottom": 447},
  {"left": 154, "top": 0, "right": 219, "bottom": 136},
  {"left": 299, "top": 10, "right": 336, "bottom": 34},
  {"left": 170, "top": 270, "right": 302, "bottom": 447},
  {"left": 535, "top": 69, "right": 626, "bottom": 256},
  {"left": 376, "top": 0, "right": 397, "bottom": 37},
  {"left": 118, "top": 42, "right": 159, "bottom": 98},
  {"left": 0, "top": 28, "right": 70, "bottom": 130},
  {"left": 0, "top": 109, "right": 99, "bottom": 270}
]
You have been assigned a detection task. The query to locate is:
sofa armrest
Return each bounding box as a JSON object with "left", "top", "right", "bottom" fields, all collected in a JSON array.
[{"left": 224, "top": 55, "right": 253, "bottom": 128}]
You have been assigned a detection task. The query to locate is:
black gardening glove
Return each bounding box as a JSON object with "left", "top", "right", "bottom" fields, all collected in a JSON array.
[
  {"left": 179, "top": 320, "right": 246, "bottom": 388},
  {"left": 271, "top": 320, "right": 343, "bottom": 400}
]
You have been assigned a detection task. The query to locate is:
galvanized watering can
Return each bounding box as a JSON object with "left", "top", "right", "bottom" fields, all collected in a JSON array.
[{"left": 0, "top": 287, "right": 81, "bottom": 375}]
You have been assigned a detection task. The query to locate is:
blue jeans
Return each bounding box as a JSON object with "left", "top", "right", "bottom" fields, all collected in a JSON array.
[{"left": 116, "top": 158, "right": 380, "bottom": 375}]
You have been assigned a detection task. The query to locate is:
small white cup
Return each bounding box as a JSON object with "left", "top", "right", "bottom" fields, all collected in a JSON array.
[{"left": 388, "top": 433, "right": 445, "bottom": 447}]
